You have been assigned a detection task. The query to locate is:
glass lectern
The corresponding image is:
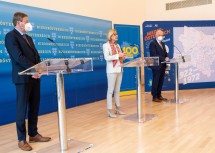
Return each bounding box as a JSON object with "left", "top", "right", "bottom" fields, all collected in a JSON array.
[
  {"left": 121, "top": 57, "right": 159, "bottom": 123},
  {"left": 162, "top": 55, "right": 191, "bottom": 103},
  {"left": 19, "top": 58, "right": 93, "bottom": 152}
]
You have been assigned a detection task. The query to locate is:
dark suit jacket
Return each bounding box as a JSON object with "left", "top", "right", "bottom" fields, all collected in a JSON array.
[
  {"left": 149, "top": 39, "right": 168, "bottom": 70},
  {"left": 5, "top": 29, "right": 41, "bottom": 84}
]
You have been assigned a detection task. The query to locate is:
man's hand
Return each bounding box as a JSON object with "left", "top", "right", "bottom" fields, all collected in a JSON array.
[
  {"left": 165, "top": 57, "right": 170, "bottom": 61},
  {"left": 32, "top": 74, "right": 41, "bottom": 79}
]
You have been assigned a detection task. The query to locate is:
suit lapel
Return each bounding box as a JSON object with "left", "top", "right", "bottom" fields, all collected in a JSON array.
[
  {"left": 155, "top": 40, "right": 164, "bottom": 52},
  {"left": 13, "top": 29, "right": 40, "bottom": 62}
]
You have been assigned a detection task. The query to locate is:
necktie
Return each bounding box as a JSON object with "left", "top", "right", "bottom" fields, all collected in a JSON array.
[
  {"left": 23, "top": 34, "right": 32, "bottom": 48},
  {"left": 23, "top": 34, "right": 38, "bottom": 60},
  {"left": 159, "top": 42, "right": 163, "bottom": 49}
]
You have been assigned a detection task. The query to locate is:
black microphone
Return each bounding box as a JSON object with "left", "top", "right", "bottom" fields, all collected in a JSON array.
[
  {"left": 173, "top": 44, "right": 185, "bottom": 63},
  {"left": 47, "top": 38, "right": 66, "bottom": 59},
  {"left": 47, "top": 38, "right": 71, "bottom": 73}
]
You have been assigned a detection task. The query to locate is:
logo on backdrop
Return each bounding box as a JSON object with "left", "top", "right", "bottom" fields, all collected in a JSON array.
[
  {"left": 120, "top": 41, "right": 139, "bottom": 59},
  {"left": 70, "top": 41, "right": 74, "bottom": 48},
  {"left": 86, "top": 36, "right": 90, "bottom": 42},
  {"left": 144, "top": 28, "right": 171, "bottom": 41},
  {"left": 52, "top": 48, "right": 58, "bottom": 56},
  {"left": 98, "top": 31, "right": 103, "bottom": 37},
  {"left": 69, "top": 27, "right": 74, "bottom": 35},
  {"left": 86, "top": 48, "right": 90, "bottom": 55},
  {"left": 3, "top": 28, "right": 10, "bottom": 35},
  {"left": 147, "top": 79, "right": 152, "bottom": 87},
  {"left": 51, "top": 33, "right": 57, "bottom": 40}
]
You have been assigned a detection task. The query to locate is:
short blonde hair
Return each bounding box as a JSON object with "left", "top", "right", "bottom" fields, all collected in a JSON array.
[{"left": 107, "top": 29, "right": 117, "bottom": 41}]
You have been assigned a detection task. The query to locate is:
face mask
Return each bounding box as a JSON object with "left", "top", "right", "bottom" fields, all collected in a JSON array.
[
  {"left": 157, "top": 36, "right": 164, "bottom": 42},
  {"left": 24, "top": 23, "right": 33, "bottom": 32}
]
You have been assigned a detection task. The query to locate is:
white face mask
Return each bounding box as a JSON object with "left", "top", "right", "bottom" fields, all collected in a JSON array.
[
  {"left": 157, "top": 36, "right": 164, "bottom": 42},
  {"left": 24, "top": 23, "right": 33, "bottom": 32}
]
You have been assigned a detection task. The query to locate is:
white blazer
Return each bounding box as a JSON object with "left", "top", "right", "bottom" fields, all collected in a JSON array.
[{"left": 103, "top": 42, "right": 122, "bottom": 73}]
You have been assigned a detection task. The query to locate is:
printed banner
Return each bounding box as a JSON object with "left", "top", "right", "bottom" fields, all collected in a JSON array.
[
  {"left": 114, "top": 24, "right": 141, "bottom": 91},
  {"left": 0, "top": 1, "right": 111, "bottom": 125},
  {"left": 143, "top": 21, "right": 215, "bottom": 92}
]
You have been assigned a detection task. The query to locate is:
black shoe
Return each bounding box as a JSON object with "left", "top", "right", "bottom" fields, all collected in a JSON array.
[
  {"left": 158, "top": 96, "right": 167, "bottom": 101},
  {"left": 152, "top": 98, "right": 162, "bottom": 102}
]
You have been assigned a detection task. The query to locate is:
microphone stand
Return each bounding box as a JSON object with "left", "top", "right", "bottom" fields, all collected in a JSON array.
[
  {"left": 47, "top": 38, "right": 71, "bottom": 73},
  {"left": 173, "top": 45, "right": 185, "bottom": 63}
]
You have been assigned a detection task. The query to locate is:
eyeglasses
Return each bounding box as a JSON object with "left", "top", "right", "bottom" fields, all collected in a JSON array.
[{"left": 112, "top": 33, "right": 118, "bottom": 36}]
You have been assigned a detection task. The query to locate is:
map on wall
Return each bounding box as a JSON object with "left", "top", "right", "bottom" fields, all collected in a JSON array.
[
  {"left": 173, "top": 26, "right": 215, "bottom": 84},
  {"left": 143, "top": 20, "right": 215, "bottom": 92}
]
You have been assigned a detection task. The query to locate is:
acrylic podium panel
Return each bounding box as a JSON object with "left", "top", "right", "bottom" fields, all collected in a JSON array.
[
  {"left": 19, "top": 58, "right": 93, "bottom": 152},
  {"left": 163, "top": 55, "right": 191, "bottom": 103},
  {"left": 121, "top": 57, "right": 159, "bottom": 123},
  {"left": 122, "top": 57, "right": 159, "bottom": 67},
  {"left": 169, "top": 55, "right": 191, "bottom": 63},
  {"left": 19, "top": 58, "right": 93, "bottom": 75}
]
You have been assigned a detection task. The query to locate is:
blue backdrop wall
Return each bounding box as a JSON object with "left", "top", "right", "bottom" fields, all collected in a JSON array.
[
  {"left": 143, "top": 21, "right": 215, "bottom": 92},
  {"left": 0, "top": 1, "right": 112, "bottom": 125}
]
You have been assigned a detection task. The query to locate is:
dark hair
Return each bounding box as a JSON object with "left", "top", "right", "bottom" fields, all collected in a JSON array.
[{"left": 13, "top": 12, "right": 28, "bottom": 26}]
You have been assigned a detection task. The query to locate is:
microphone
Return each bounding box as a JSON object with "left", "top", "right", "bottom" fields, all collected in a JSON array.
[
  {"left": 47, "top": 38, "right": 71, "bottom": 73},
  {"left": 47, "top": 38, "right": 66, "bottom": 59},
  {"left": 173, "top": 44, "right": 185, "bottom": 63}
]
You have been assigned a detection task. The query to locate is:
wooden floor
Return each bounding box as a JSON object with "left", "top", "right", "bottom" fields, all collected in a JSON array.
[{"left": 1, "top": 88, "right": 215, "bottom": 153}]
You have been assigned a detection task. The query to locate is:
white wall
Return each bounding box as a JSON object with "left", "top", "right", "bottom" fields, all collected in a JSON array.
[
  {"left": 3, "top": 0, "right": 215, "bottom": 32},
  {"left": 144, "top": 0, "right": 215, "bottom": 21},
  {"left": 3, "top": 0, "right": 145, "bottom": 25}
]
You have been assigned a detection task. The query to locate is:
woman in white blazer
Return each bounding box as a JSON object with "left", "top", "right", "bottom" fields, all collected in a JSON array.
[{"left": 103, "top": 29, "right": 126, "bottom": 118}]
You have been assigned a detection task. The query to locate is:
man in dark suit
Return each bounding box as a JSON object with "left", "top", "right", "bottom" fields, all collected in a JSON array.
[
  {"left": 149, "top": 29, "right": 169, "bottom": 102},
  {"left": 5, "top": 12, "right": 51, "bottom": 151}
]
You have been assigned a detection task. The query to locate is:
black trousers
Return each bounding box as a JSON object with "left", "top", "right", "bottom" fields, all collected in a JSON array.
[
  {"left": 151, "top": 65, "right": 166, "bottom": 98},
  {"left": 15, "top": 79, "right": 40, "bottom": 141}
]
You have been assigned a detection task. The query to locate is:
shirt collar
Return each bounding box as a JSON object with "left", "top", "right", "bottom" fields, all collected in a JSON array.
[
  {"left": 15, "top": 27, "right": 25, "bottom": 36},
  {"left": 156, "top": 39, "right": 161, "bottom": 44}
]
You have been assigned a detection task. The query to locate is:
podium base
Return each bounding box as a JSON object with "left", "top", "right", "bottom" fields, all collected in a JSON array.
[
  {"left": 36, "top": 139, "right": 93, "bottom": 153},
  {"left": 123, "top": 113, "right": 157, "bottom": 123},
  {"left": 166, "top": 98, "right": 190, "bottom": 104}
]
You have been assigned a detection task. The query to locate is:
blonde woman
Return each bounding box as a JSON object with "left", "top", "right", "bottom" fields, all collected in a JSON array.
[{"left": 103, "top": 29, "right": 126, "bottom": 118}]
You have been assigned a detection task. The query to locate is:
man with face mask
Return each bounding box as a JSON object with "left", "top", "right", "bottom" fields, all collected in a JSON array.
[
  {"left": 149, "top": 29, "right": 170, "bottom": 102},
  {"left": 5, "top": 12, "right": 51, "bottom": 151}
]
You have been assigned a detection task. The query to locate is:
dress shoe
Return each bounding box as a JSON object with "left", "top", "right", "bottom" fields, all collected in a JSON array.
[
  {"left": 18, "top": 141, "right": 32, "bottom": 151},
  {"left": 107, "top": 111, "right": 117, "bottom": 118},
  {"left": 29, "top": 134, "right": 51, "bottom": 143},
  {"left": 158, "top": 96, "right": 167, "bottom": 101},
  {"left": 152, "top": 98, "right": 162, "bottom": 102},
  {"left": 115, "top": 108, "right": 126, "bottom": 115}
]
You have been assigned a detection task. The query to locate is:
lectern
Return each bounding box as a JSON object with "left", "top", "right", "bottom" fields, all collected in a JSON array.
[
  {"left": 121, "top": 57, "right": 159, "bottom": 123},
  {"left": 163, "top": 55, "right": 191, "bottom": 103},
  {"left": 19, "top": 58, "right": 93, "bottom": 152}
]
